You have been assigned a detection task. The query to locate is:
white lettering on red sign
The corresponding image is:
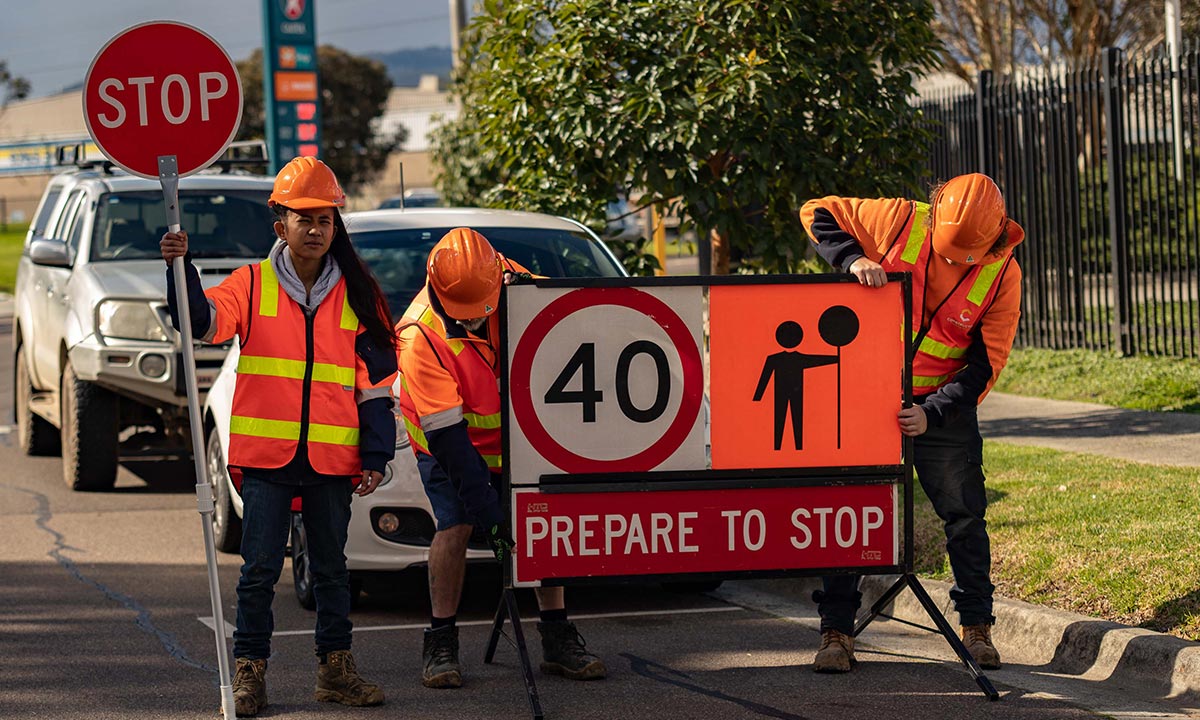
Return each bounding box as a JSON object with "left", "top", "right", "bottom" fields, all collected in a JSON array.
[{"left": 96, "top": 72, "right": 229, "bottom": 129}]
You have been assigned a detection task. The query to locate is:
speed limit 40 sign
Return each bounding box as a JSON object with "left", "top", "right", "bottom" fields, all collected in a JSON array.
[{"left": 506, "top": 285, "right": 707, "bottom": 481}]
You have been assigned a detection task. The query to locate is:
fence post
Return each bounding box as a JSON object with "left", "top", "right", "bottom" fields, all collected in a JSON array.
[
  {"left": 976, "top": 69, "right": 994, "bottom": 175},
  {"left": 1102, "top": 47, "right": 1133, "bottom": 356}
]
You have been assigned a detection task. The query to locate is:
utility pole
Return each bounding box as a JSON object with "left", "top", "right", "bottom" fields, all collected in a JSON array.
[
  {"left": 1167, "top": 0, "right": 1184, "bottom": 181},
  {"left": 449, "top": 0, "right": 468, "bottom": 72}
]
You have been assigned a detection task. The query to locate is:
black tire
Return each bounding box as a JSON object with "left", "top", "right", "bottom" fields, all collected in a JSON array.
[
  {"left": 206, "top": 428, "right": 242, "bottom": 554},
  {"left": 291, "top": 513, "right": 316, "bottom": 610},
  {"left": 60, "top": 359, "right": 119, "bottom": 491},
  {"left": 15, "top": 345, "right": 60, "bottom": 456},
  {"left": 662, "top": 580, "right": 724, "bottom": 594}
]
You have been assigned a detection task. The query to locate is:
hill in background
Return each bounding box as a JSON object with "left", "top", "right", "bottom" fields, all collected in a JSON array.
[{"left": 368, "top": 46, "right": 452, "bottom": 88}]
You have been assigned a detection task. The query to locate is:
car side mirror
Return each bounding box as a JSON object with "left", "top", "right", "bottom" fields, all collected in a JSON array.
[{"left": 29, "top": 238, "right": 71, "bottom": 267}]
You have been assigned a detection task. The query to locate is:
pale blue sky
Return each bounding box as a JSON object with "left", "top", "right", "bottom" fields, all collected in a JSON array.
[{"left": 1, "top": 0, "right": 456, "bottom": 98}]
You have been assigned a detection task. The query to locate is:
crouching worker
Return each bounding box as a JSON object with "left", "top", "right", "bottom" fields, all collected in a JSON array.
[
  {"left": 800, "top": 173, "right": 1023, "bottom": 674},
  {"left": 396, "top": 227, "right": 607, "bottom": 688},
  {"left": 162, "top": 157, "right": 396, "bottom": 716}
]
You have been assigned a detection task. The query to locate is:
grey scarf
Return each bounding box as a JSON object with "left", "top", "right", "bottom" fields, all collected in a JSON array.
[{"left": 269, "top": 240, "right": 342, "bottom": 311}]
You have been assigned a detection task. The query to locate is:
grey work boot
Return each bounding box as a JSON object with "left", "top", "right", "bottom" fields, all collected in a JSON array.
[
  {"left": 961, "top": 624, "right": 1002, "bottom": 670},
  {"left": 422, "top": 626, "right": 463, "bottom": 688},
  {"left": 812, "top": 629, "right": 855, "bottom": 673},
  {"left": 538, "top": 620, "right": 607, "bottom": 680},
  {"left": 232, "top": 658, "right": 268, "bottom": 717},
  {"left": 315, "top": 650, "right": 385, "bottom": 706}
]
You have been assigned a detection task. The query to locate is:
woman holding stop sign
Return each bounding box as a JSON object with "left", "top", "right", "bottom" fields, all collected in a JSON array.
[{"left": 161, "top": 157, "right": 397, "bottom": 716}]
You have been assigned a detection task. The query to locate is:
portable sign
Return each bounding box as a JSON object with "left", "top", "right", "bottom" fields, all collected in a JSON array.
[
  {"left": 84, "top": 22, "right": 243, "bottom": 720},
  {"left": 708, "top": 282, "right": 905, "bottom": 469},
  {"left": 506, "top": 285, "right": 707, "bottom": 481},
  {"left": 512, "top": 483, "right": 897, "bottom": 585},
  {"left": 83, "top": 21, "right": 243, "bottom": 179}
]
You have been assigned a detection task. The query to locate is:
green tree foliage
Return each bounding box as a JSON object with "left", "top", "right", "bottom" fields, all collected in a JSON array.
[
  {"left": 236, "top": 46, "right": 405, "bottom": 192},
  {"left": 433, "top": 0, "right": 941, "bottom": 273}
]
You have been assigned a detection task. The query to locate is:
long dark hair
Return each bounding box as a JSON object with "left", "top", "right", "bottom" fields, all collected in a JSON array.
[{"left": 274, "top": 206, "right": 396, "bottom": 350}]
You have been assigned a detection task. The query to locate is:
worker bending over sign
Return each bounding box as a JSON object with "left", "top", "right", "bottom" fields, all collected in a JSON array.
[
  {"left": 800, "top": 173, "right": 1024, "bottom": 673},
  {"left": 396, "top": 228, "right": 607, "bottom": 689}
]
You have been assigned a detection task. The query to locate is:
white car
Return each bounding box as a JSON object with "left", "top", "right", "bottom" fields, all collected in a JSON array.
[{"left": 202, "top": 207, "right": 629, "bottom": 607}]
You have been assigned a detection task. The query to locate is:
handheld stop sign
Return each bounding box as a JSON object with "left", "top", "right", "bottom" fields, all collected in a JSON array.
[{"left": 83, "top": 21, "right": 243, "bottom": 720}]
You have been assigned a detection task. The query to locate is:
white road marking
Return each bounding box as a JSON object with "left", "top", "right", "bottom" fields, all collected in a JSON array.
[{"left": 202, "top": 605, "right": 743, "bottom": 638}]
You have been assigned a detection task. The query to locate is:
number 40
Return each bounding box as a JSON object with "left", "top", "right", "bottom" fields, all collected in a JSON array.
[{"left": 544, "top": 342, "right": 671, "bottom": 423}]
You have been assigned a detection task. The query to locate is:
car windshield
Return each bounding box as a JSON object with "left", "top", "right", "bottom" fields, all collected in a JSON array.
[
  {"left": 351, "top": 225, "right": 626, "bottom": 316},
  {"left": 90, "top": 190, "right": 276, "bottom": 261}
]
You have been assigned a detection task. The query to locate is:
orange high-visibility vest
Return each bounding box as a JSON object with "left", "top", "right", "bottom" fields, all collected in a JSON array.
[
  {"left": 883, "top": 202, "right": 1015, "bottom": 395},
  {"left": 226, "top": 260, "right": 365, "bottom": 475},
  {"left": 396, "top": 285, "right": 503, "bottom": 470}
]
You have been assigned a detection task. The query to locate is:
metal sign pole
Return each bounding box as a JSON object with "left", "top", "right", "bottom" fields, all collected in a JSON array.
[{"left": 159, "top": 155, "right": 236, "bottom": 720}]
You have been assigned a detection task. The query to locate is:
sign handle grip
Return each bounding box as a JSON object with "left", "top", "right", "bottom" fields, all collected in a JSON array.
[{"left": 160, "top": 154, "right": 236, "bottom": 720}]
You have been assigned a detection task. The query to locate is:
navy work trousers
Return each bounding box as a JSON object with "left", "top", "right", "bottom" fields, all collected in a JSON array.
[
  {"left": 816, "top": 407, "right": 995, "bottom": 633},
  {"left": 232, "top": 472, "right": 354, "bottom": 660}
]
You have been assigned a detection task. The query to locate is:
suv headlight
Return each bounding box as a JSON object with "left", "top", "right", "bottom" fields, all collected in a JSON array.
[{"left": 97, "top": 300, "right": 170, "bottom": 342}]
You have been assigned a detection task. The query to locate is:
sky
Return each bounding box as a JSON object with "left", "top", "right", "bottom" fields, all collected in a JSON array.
[{"left": 0, "top": 0, "right": 456, "bottom": 99}]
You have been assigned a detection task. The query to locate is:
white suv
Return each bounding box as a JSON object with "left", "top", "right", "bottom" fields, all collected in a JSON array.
[{"left": 12, "top": 162, "right": 275, "bottom": 490}]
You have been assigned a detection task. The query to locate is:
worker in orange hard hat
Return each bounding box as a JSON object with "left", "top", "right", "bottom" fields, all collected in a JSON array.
[
  {"left": 396, "top": 227, "right": 607, "bottom": 690},
  {"left": 799, "top": 172, "right": 1024, "bottom": 674},
  {"left": 162, "top": 156, "right": 395, "bottom": 715}
]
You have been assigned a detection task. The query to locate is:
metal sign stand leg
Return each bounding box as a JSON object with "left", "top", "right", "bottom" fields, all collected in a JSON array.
[
  {"left": 853, "top": 574, "right": 999, "bottom": 701},
  {"left": 484, "top": 588, "right": 545, "bottom": 720}
]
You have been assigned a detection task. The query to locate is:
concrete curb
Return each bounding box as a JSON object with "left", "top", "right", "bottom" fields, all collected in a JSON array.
[{"left": 847, "top": 575, "right": 1200, "bottom": 699}]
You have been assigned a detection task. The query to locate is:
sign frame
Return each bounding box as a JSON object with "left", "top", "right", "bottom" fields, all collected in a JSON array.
[{"left": 499, "top": 272, "right": 915, "bottom": 590}]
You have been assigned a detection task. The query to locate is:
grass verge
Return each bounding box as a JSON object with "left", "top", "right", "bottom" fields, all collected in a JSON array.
[
  {"left": 913, "top": 440, "right": 1200, "bottom": 640},
  {"left": 0, "top": 223, "right": 28, "bottom": 294},
  {"left": 996, "top": 347, "right": 1200, "bottom": 413}
]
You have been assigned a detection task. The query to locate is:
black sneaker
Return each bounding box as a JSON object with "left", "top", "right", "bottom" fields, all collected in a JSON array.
[
  {"left": 537, "top": 620, "right": 607, "bottom": 680},
  {"left": 421, "top": 626, "right": 462, "bottom": 688}
]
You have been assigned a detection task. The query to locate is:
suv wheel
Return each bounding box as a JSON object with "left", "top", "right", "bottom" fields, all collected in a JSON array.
[
  {"left": 61, "top": 359, "right": 119, "bottom": 491},
  {"left": 206, "top": 428, "right": 242, "bottom": 553},
  {"left": 290, "top": 513, "right": 317, "bottom": 610},
  {"left": 15, "top": 345, "right": 60, "bottom": 456}
]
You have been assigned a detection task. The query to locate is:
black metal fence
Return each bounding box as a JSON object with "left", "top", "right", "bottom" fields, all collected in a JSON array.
[{"left": 919, "top": 46, "right": 1200, "bottom": 358}]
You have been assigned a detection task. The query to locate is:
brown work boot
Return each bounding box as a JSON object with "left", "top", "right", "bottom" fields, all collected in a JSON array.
[
  {"left": 315, "top": 650, "right": 385, "bottom": 706},
  {"left": 538, "top": 620, "right": 607, "bottom": 680},
  {"left": 961, "top": 624, "right": 1002, "bottom": 669},
  {"left": 812, "top": 629, "right": 855, "bottom": 673},
  {"left": 422, "top": 626, "right": 463, "bottom": 688},
  {"left": 232, "top": 658, "right": 267, "bottom": 717}
]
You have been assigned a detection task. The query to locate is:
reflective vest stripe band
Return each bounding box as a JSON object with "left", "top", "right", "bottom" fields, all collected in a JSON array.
[
  {"left": 404, "top": 409, "right": 501, "bottom": 469},
  {"left": 403, "top": 415, "right": 429, "bottom": 453},
  {"left": 340, "top": 295, "right": 358, "bottom": 331},
  {"left": 464, "top": 412, "right": 502, "bottom": 430},
  {"left": 967, "top": 259, "right": 1005, "bottom": 305},
  {"left": 231, "top": 416, "right": 359, "bottom": 446},
  {"left": 914, "top": 372, "right": 955, "bottom": 388},
  {"left": 238, "top": 355, "right": 355, "bottom": 386},
  {"left": 259, "top": 260, "right": 279, "bottom": 317},
  {"left": 914, "top": 332, "right": 967, "bottom": 360},
  {"left": 900, "top": 209, "right": 927, "bottom": 264}
]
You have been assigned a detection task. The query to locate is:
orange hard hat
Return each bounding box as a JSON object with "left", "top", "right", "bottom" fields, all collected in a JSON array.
[
  {"left": 268, "top": 156, "right": 345, "bottom": 209},
  {"left": 427, "top": 228, "right": 503, "bottom": 320},
  {"left": 931, "top": 173, "right": 1009, "bottom": 264}
]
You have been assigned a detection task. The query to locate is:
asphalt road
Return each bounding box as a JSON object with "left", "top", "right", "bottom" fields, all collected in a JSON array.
[{"left": 0, "top": 316, "right": 1162, "bottom": 720}]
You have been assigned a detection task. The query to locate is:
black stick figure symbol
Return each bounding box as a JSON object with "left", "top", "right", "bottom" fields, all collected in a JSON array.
[{"left": 752, "top": 321, "right": 837, "bottom": 451}]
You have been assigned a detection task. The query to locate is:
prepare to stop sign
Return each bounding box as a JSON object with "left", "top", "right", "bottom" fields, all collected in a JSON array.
[{"left": 83, "top": 21, "right": 243, "bottom": 179}]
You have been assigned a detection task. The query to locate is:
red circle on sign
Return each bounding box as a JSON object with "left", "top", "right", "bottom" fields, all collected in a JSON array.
[
  {"left": 510, "top": 287, "right": 704, "bottom": 473},
  {"left": 83, "top": 22, "right": 243, "bottom": 179}
]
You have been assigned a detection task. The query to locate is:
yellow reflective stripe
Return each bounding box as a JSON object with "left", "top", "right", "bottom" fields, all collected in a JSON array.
[
  {"left": 447, "top": 339, "right": 465, "bottom": 356},
  {"left": 238, "top": 355, "right": 355, "bottom": 386},
  {"left": 967, "top": 259, "right": 1005, "bottom": 305},
  {"left": 259, "top": 260, "right": 279, "bottom": 317},
  {"left": 340, "top": 294, "right": 358, "bottom": 331},
  {"left": 307, "top": 422, "right": 359, "bottom": 446},
  {"left": 913, "top": 372, "right": 955, "bottom": 388},
  {"left": 419, "top": 307, "right": 438, "bottom": 329},
  {"left": 230, "top": 416, "right": 358, "bottom": 446},
  {"left": 900, "top": 203, "right": 929, "bottom": 264},
  {"left": 231, "top": 416, "right": 299, "bottom": 440},
  {"left": 917, "top": 335, "right": 967, "bottom": 360},
  {"left": 464, "top": 412, "right": 502, "bottom": 430},
  {"left": 403, "top": 415, "right": 429, "bottom": 452},
  {"left": 482, "top": 454, "right": 502, "bottom": 470}
]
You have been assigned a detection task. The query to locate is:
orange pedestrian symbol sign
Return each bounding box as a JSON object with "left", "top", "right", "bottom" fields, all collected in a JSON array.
[{"left": 709, "top": 283, "right": 903, "bottom": 470}]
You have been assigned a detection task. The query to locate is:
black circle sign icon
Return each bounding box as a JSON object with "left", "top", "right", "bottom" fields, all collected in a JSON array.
[{"left": 819, "top": 305, "right": 860, "bottom": 347}]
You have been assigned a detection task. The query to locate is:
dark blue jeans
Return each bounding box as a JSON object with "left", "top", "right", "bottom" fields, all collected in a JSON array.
[
  {"left": 233, "top": 473, "right": 354, "bottom": 660},
  {"left": 817, "top": 408, "right": 995, "bottom": 633}
]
